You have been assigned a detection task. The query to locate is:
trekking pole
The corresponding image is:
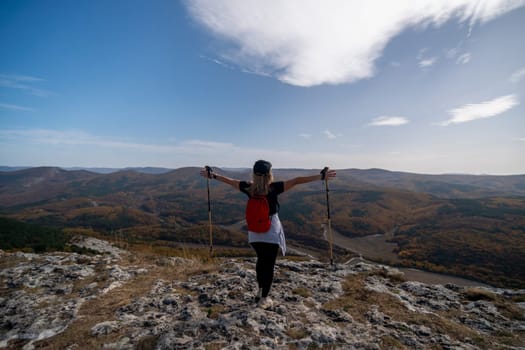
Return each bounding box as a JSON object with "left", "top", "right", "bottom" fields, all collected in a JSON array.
[
  {"left": 205, "top": 165, "right": 213, "bottom": 257},
  {"left": 322, "top": 167, "right": 334, "bottom": 266}
]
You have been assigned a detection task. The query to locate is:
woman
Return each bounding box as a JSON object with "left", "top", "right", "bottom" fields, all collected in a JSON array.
[{"left": 200, "top": 160, "right": 336, "bottom": 308}]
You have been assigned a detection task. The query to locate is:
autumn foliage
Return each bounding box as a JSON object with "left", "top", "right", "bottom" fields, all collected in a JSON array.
[{"left": 1, "top": 167, "right": 524, "bottom": 288}]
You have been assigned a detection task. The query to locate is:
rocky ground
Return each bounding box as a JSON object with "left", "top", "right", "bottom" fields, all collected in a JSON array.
[{"left": 1, "top": 236, "right": 524, "bottom": 349}]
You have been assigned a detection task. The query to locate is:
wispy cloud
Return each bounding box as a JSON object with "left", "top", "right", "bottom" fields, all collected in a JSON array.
[
  {"left": 299, "top": 133, "right": 312, "bottom": 139},
  {"left": 323, "top": 129, "right": 337, "bottom": 139},
  {"left": 199, "top": 55, "right": 235, "bottom": 70},
  {"left": 0, "top": 128, "right": 354, "bottom": 169},
  {"left": 419, "top": 57, "right": 437, "bottom": 68},
  {"left": 440, "top": 94, "right": 519, "bottom": 126},
  {"left": 0, "top": 74, "right": 53, "bottom": 97},
  {"left": 445, "top": 47, "right": 459, "bottom": 59},
  {"left": 456, "top": 53, "right": 471, "bottom": 64},
  {"left": 444, "top": 44, "right": 471, "bottom": 64},
  {"left": 0, "top": 129, "right": 237, "bottom": 155},
  {"left": 368, "top": 116, "right": 409, "bottom": 127},
  {"left": 2, "top": 128, "right": 523, "bottom": 173},
  {"left": 185, "top": 0, "right": 524, "bottom": 87},
  {"left": 510, "top": 67, "right": 525, "bottom": 83},
  {"left": 0, "top": 129, "right": 171, "bottom": 151},
  {"left": 0, "top": 103, "right": 35, "bottom": 112},
  {"left": 417, "top": 47, "right": 439, "bottom": 68}
]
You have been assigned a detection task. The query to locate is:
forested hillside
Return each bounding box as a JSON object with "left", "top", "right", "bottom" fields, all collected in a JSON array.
[{"left": 1, "top": 167, "right": 524, "bottom": 287}]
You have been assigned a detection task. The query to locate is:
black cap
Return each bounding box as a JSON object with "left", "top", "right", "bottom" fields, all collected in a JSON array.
[{"left": 253, "top": 160, "right": 272, "bottom": 176}]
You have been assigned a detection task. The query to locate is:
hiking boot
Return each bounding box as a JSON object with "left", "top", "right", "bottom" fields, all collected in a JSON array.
[{"left": 257, "top": 297, "right": 273, "bottom": 310}]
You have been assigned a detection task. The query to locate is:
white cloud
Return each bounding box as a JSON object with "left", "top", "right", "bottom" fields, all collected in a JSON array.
[
  {"left": 445, "top": 47, "right": 459, "bottom": 59},
  {"left": 200, "top": 55, "right": 235, "bottom": 70},
  {"left": 323, "top": 129, "right": 337, "bottom": 139},
  {"left": 0, "top": 103, "right": 34, "bottom": 112},
  {"left": 440, "top": 94, "right": 519, "bottom": 126},
  {"left": 369, "top": 116, "right": 409, "bottom": 126},
  {"left": 510, "top": 67, "right": 525, "bottom": 83},
  {"left": 0, "top": 74, "right": 53, "bottom": 97},
  {"left": 0, "top": 129, "right": 174, "bottom": 152},
  {"left": 0, "top": 74, "right": 44, "bottom": 83},
  {"left": 0, "top": 128, "right": 352, "bottom": 169},
  {"left": 444, "top": 45, "right": 471, "bottom": 64},
  {"left": 417, "top": 48, "right": 437, "bottom": 68},
  {"left": 299, "top": 133, "right": 312, "bottom": 139},
  {"left": 419, "top": 57, "right": 437, "bottom": 68},
  {"left": 2, "top": 128, "right": 524, "bottom": 173},
  {"left": 183, "top": 139, "right": 235, "bottom": 149},
  {"left": 185, "top": 0, "right": 525, "bottom": 87},
  {"left": 456, "top": 52, "right": 471, "bottom": 64},
  {"left": 0, "top": 129, "right": 246, "bottom": 165}
]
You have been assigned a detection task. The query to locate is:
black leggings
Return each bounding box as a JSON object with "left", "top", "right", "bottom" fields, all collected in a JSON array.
[{"left": 250, "top": 242, "right": 279, "bottom": 298}]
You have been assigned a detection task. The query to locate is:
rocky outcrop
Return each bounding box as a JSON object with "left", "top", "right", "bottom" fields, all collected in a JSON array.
[
  {"left": 0, "top": 238, "right": 145, "bottom": 349},
  {"left": 1, "top": 237, "right": 524, "bottom": 349}
]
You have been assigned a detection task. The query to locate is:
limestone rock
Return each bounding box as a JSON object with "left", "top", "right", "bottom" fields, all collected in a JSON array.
[{"left": 1, "top": 238, "right": 524, "bottom": 349}]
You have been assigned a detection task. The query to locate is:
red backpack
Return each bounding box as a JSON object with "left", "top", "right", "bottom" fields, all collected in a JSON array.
[{"left": 245, "top": 195, "right": 271, "bottom": 233}]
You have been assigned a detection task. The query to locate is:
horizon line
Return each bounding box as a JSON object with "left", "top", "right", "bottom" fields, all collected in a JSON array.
[{"left": 1, "top": 165, "right": 523, "bottom": 177}]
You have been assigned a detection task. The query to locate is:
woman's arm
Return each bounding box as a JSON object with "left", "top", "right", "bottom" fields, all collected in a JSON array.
[
  {"left": 199, "top": 167, "right": 241, "bottom": 190},
  {"left": 283, "top": 168, "right": 336, "bottom": 192}
]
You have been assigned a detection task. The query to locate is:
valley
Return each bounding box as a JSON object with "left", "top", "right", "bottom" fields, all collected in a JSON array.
[
  {"left": 1, "top": 166, "right": 524, "bottom": 288},
  {"left": 329, "top": 229, "right": 491, "bottom": 287}
]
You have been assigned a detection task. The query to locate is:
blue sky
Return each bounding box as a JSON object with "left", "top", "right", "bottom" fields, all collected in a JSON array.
[{"left": 1, "top": 0, "right": 524, "bottom": 174}]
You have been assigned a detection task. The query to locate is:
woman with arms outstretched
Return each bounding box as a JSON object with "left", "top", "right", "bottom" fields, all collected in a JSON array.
[{"left": 200, "top": 160, "right": 336, "bottom": 308}]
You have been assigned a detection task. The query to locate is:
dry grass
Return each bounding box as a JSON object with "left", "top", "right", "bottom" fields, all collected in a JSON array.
[
  {"left": 321, "top": 273, "right": 503, "bottom": 350},
  {"left": 0, "top": 255, "right": 41, "bottom": 298},
  {"left": 204, "top": 343, "right": 229, "bottom": 350},
  {"left": 286, "top": 326, "right": 309, "bottom": 340},
  {"left": 31, "top": 247, "right": 218, "bottom": 350},
  {"left": 292, "top": 287, "right": 311, "bottom": 298},
  {"left": 494, "top": 298, "right": 525, "bottom": 322},
  {"left": 0, "top": 254, "right": 27, "bottom": 270},
  {"left": 7, "top": 242, "right": 524, "bottom": 349},
  {"left": 206, "top": 304, "right": 227, "bottom": 319},
  {"left": 463, "top": 287, "right": 525, "bottom": 322},
  {"left": 306, "top": 344, "right": 338, "bottom": 350},
  {"left": 378, "top": 335, "right": 405, "bottom": 349},
  {"left": 126, "top": 240, "right": 254, "bottom": 261},
  {"left": 463, "top": 287, "right": 496, "bottom": 301},
  {"left": 136, "top": 335, "right": 158, "bottom": 350},
  {"left": 367, "top": 266, "right": 406, "bottom": 283},
  {"left": 282, "top": 255, "right": 312, "bottom": 262}
]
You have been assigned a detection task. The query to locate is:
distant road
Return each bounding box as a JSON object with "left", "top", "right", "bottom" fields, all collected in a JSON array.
[
  {"left": 218, "top": 220, "right": 491, "bottom": 287},
  {"left": 330, "top": 228, "right": 491, "bottom": 288},
  {"left": 331, "top": 229, "right": 399, "bottom": 263}
]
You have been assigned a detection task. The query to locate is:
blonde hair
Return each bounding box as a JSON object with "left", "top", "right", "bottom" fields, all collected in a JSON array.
[{"left": 248, "top": 170, "right": 273, "bottom": 196}]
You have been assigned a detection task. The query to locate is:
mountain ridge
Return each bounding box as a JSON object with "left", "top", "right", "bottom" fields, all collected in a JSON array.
[
  {"left": 2, "top": 166, "right": 525, "bottom": 197},
  {"left": 1, "top": 166, "right": 524, "bottom": 289}
]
